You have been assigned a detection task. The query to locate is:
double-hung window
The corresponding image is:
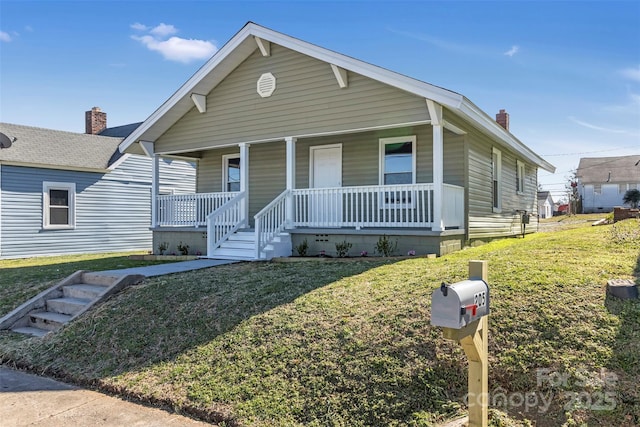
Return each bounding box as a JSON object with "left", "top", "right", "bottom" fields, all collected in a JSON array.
[
  {"left": 492, "top": 148, "right": 502, "bottom": 212},
  {"left": 516, "top": 160, "right": 525, "bottom": 194},
  {"left": 43, "top": 182, "right": 75, "bottom": 229},
  {"left": 379, "top": 136, "right": 416, "bottom": 206},
  {"left": 222, "top": 154, "right": 241, "bottom": 192}
]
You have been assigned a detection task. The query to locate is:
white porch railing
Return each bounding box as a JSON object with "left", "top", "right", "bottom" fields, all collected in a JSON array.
[
  {"left": 157, "top": 192, "right": 239, "bottom": 227},
  {"left": 292, "top": 183, "right": 464, "bottom": 229},
  {"left": 254, "top": 190, "right": 289, "bottom": 259},
  {"left": 206, "top": 192, "right": 247, "bottom": 254}
]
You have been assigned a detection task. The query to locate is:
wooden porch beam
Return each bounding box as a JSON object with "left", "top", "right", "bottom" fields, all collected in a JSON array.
[
  {"left": 254, "top": 37, "right": 271, "bottom": 56},
  {"left": 285, "top": 137, "right": 297, "bottom": 228},
  {"left": 190, "top": 93, "right": 207, "bottom": 113},
  {"left": 139, "top": 140, "right": 155, "bottom": 157},
  {"left": 330, "top": 64, "right": 348, "bottom": 88},
  {"left": 239, "top": 143, "right": 250, "bottom": 227}
]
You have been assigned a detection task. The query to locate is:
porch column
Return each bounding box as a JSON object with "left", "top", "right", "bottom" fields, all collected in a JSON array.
[
  {"left": 427, "top": 100, "right": 444, "bottom": 232},
  {"left": 239, "top": 142, "right": 250, "bottom": 227},
  {"left": 285, "top": 137, "right": 297, "bottom": 228},
  {"left": 140, "top": 141, "right": 159, "bottom": 228}
]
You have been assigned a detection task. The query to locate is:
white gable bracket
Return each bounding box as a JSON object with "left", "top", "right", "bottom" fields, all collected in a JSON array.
[
  {"left": 190, "top": 93, "right": 207, "bottom": 113},
  {"left": 140, "top": 140, "right": 155, "bottom": 157},
  {"left": 254, "top": 36, "right": 270, "bottom": 56},
  {"left": 426, "top": 99, "right": 442, "bottom": 126},
  {"left": 331, "top": 64, "right": 348, "bottom": 88}
]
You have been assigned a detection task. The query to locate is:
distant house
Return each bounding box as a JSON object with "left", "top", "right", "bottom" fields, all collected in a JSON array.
[
  {"left": 119, "top": 22, "right": 555, "bottom": 260},
  {"left": 537, "top": 191, "right": 554, "bottom": 219},
  {"left": 577, "top": 155, "right": 640, "bottom": 213},
  {"left": 0, "top": 108, "right": 195, "bottom": 259}
]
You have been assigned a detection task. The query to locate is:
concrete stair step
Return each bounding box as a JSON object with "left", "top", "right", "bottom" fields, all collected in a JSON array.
[
  {"left": 30, "top": 312, "right": 72, "bottom": 331},
  {"left": 47, "top": 297, "right": 91, "bottom": 316},
  {"left": 82, "top": 273, "right": 120, "bottom": 286},
  {"left": 11, "top": 326, "right": 49, "bottom": 337},
  {"left": 63, "top": 284, "right": 108, "bottom": 300}
]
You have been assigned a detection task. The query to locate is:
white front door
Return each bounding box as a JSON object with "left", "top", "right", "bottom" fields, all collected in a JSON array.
[{"left": 310, "top": 144, "right": 342, "bottom": 226}]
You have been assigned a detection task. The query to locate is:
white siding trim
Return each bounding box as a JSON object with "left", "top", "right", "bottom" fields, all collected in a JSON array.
[{"left": 42, "top": 181, "right": 76, "bottom": 230}]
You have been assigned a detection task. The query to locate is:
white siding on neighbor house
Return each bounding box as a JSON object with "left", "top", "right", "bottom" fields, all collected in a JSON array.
[
  {"left": 155, "top": 44, "right": 429, "bottom": 154},
  {"left": 580, "top": 183, "right": 638, "bottom": 213},
  {"left": 0, "top": 155, "right": 195, "bottom": 259}
]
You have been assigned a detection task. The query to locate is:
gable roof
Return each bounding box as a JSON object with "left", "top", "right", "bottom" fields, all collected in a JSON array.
[
  {"left": 0, "top": 122, "right": 125, "bottom": 172},
  {"left": 119, "top": 22, "right": 554, "bottom": 173},
  {"left": 577, "top": 155, "right": 640, "bottom": 184},
  {"left": 537, "top": 191, "right": 553, "bottom": 203}
]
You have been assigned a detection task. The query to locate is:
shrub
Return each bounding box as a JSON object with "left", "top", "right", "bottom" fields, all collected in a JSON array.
[
  {"left": 295, "top": 239, "right": 309, "bottom": 257},
  {"left": 157, "top": 241, "right": 169, "bottom": 255},
  {"left": 374, "top": 235, "right": 397, "bottom": 257},
  {"left": 335, "top": 240, "right": 352, "bottom": 258},
  {"left": 177, "top": 242, "right": 190, "bottom": 256}
]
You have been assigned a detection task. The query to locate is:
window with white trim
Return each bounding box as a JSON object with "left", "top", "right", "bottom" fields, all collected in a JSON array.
[
  {"left": 379, "top": 136, "right": 416, "bottom": 206},
  {"left": 43, "top": 182, "right": 75, "bottom": 229},
  {"left": 222, "top": 154, "right": 241, "bottom": 192},
  {"left": 492, "top": 148, "right": 502, "bottom": 212},
  {"left": 516, "top": 160, "right": 525, "bottom": 194}
]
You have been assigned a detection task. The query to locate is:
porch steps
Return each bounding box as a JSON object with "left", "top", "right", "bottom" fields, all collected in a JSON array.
[
  {"left": 210, "top": 231, "right": 292, "bottom": 261},
  {"left": 0, "top": 271, "right": 144, "bottom": 338}
]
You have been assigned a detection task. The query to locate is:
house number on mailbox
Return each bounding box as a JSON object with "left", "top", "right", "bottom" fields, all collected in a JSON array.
[{"left": 474, "top": 291, "right": 487, "bottom": 308}]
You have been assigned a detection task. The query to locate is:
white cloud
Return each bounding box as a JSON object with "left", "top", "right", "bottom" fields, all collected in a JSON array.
[
  {"left": 149, "top": 23, "right": 178, "bottom": 38},
  {"left": 0, "top": 31, "right": 12, "bottom": 42},
  {"left": 620, "top": 65, "right": 640, "bottom": 82},
  {"left": 24, "top": 25, "right": 33, "bottom": 32},
  {"left": 504, "top": 45, "right": 520, "bottom": 57},
  {"left": 132, "top": 34, "right": 216, "bottom": 63},
  {"left": 130, "top": 22, "right": 148, "bottom": 31},
  {"left": 569, "top": 116, "right": 639, "bottom": 136}
]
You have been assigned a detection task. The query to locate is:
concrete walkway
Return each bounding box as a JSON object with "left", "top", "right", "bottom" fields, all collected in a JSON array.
[
  {"left": 96, "top": 259, "right": 236, "bottom": 277},
  {"left": 0, "top": 367, "right": 212, "bottom": 426}
]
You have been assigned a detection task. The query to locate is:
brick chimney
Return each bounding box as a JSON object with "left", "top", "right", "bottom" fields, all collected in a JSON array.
[
  {"left": 85, "top": 107, "right": 107, "bottom": 135},
  {"left": 496, "top": 109, "right": 509, "bottom": 131}
]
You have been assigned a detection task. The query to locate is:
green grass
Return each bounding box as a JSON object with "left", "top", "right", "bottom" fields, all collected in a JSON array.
[
  {"left": 1, "top": 219, "right": 638, "bottom": 426},
  {"left": 0, "top": 252, "right": 173, "bottom": 315}
]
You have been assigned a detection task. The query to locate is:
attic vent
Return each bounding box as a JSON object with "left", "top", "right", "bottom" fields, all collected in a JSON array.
[{"left": 257, "top": 72, "right": 276, "bottom": 98}]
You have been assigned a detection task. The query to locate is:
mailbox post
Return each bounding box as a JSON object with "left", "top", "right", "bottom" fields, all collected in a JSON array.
[{"left": 431, "top": 260, "right": 489, "bottom": 427}]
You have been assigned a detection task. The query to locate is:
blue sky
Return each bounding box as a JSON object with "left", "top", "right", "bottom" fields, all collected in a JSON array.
[{"left": 1, "top": 1, "right": 639, "bottom": 198}]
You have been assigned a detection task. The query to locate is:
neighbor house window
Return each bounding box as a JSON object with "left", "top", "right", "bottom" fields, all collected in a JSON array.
[
  {"left": 379, "top": 136, "right": 416, "bottom": 206},
  {"left": 492, "top": 148, "right": 502, "bottom": 212},
  {"left": 43, "top": 182, "right": 75, "bottom": 229},
  {"left": 516, "top": 160, "right": 525, "bottom": 194},
  {"left": 593, "top": 184, "right": 601, "bottom": 195},
  {"left": 222, "top": 154, "right": 241, "bottom": 192}
]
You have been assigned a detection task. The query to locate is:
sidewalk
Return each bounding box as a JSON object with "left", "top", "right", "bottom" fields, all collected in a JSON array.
[
  {"left": 0, "top": 367, "right": 212, "bottom": 426},
  {"left": 96, "top": 258, "right": 237, "bottom": 277}
]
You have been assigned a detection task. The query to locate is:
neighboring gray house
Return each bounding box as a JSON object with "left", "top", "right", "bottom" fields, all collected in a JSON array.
[
  {"left": 0, "top": 109, "right": 195, "bottom": 259},
  {"left": 537, "top": 191, "right": 554, "bottom": 219},
  {"left": 577, "top": 155, "right": 640, "bottom": 213},
  {"left": 119, "top": 22, "right": 555, "bottom": 260}
]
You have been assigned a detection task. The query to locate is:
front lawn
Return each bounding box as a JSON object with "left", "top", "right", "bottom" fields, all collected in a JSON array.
[{"left": 1, "top": 218, "right": 638, "bottom": 426}]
